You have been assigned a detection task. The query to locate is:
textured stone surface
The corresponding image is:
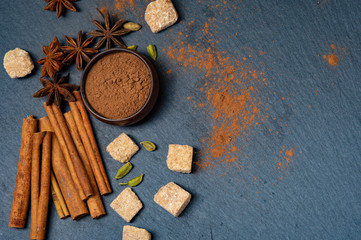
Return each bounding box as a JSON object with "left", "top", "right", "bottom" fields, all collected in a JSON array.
[{"left": 1, "top": 1, "right": 361, "bottom": 239}]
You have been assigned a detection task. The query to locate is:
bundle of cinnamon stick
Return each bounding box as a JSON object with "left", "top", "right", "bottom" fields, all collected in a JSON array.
[{"left": 8, "top": 91, "right": 111, "bottom": 239}]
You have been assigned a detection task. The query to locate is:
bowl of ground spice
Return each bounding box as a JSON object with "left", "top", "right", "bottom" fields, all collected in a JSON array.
[{"left": 81, "top": 48, "right": 159, "bottom": 126}]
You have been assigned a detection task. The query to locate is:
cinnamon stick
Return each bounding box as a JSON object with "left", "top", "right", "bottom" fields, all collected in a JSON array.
[
  {"left": 39, "top": 117, "right": 89, "bottom": 220},
  {"left": 43, "top": 103, "right": 93, "bottom": 200},
  {"left": 51, "top": 173, "right": 70, "bottom": 219},
  {"left": 9, "top": 116, "right": 37, "bottom": 228},
  {"left": 74, "top": 91, "right": 112, "bottom": 195},
  {"left": 64, "top": 112, "right": 106, "bottom": 219},
  {"left": 51, "top": 103, "right": 93, "bottom": 199},
  {"left": 41, "top": 104, "right": 85, "bottom": 200},
  {"left": 30, "top": 132, "right": 45, "bottom": 239},
  {"left": 69, "top": 101, "right": 109, "bottom": 195},
  {"left": 51, "top": 185, "right": 65, "bottom": 219},
  {"left": 36, "top": 132, "right": 52, "bottom": 240}
]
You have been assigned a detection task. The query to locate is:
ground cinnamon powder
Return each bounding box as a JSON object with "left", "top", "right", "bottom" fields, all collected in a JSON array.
[
  {"left": 85, "top": 52, "right": 151, "bottom": 119},
  {"left": 276, "top": 146, "right": 294, "bottom": 171},
  {"left": 323, "top": 44, "right": 340, "bottom": 67},
  {"left": 324, "top": 53, "right": 339, "bottom": 66},
  {"left": 159, "top": 4, "right": 297, "bottom": 181},
  {"left": 115, "top": 0, "right": 135, "bottom": 11},
  {"left": 164, "top": 14, "right": 296, "bottom": 181}
]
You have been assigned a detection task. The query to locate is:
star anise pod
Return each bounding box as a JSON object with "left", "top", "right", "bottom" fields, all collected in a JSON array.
[
  {"left": 33, "top": 73, "right": 78, "bottom": 106},
  {"left": 37, "top": 36, "right": 64, "bottom": 78},
  {"left": 88, "top": 8, "right": 132, "bottom": 49},
  {"left": 43, "top": 0, "right": 78, "bottom": 18},
  {"left": 61, "top": 31, "right": 98, "bottom": 71}
]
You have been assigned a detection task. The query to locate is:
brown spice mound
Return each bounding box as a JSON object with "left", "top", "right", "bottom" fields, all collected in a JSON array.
[
  {"left": 325, "top": 53, "right": 339, "bottom": 66},
  {"left": 322, "top": 44, "right": 341, "bottom": 67},
  {"left": 85, "top": 52, "right": 151, "bottom": 119}
]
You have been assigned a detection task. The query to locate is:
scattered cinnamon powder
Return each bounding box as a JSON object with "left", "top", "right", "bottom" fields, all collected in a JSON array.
[
  {"left": 115, "top": 0, "right": 135, "bottom": 11},
  {"left": 285, "top": 148, "right": 294, "bottom": 160},
  {"left": 99, "top": 7, "right": 108, "bottom": 14},
  {"left": 165, "top": 21, "right": 266, "bottom": 169},
  {"left": 163, "top": 10, "right": 298, "bottom": 182},
  {"left": 323, "top": 44, "right": 340, "bottom": 67},
  {"left": 276, "top": 146, "right": 294, "bottom": 171},
  {"left": 327, "top": 53, "right": 338, "bottom": 66},
  {"left": 323, "top": 53, "right": 339, "bottom": 66},
  {"left": 99, "top": 0, "right": 141, "bottom": 18},
  {"left": 202, "top": 18, "right": 216, "bottom": 36}
]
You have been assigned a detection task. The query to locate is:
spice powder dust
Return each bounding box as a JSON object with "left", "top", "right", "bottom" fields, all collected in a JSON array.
[{"left": 85, "top": 52, "right": 151, "bottom": 119}]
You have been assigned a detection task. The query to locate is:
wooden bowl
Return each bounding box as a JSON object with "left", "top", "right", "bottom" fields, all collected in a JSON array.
[{"left": 80, "top": 48, "right": 159, "bottom": 126}]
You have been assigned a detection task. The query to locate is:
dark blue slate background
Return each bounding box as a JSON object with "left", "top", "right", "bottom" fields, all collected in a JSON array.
[{"left": 1, "top": 0, "right": 361, "bottom": 239}]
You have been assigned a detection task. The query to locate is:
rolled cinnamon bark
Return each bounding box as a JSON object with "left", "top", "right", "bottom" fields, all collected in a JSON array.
[
  {"left": 73, "top": 91, "right": 112, "bottom": 195},
  {"left": 9, "top": 116, "right": 37, "bottom": 228},
  {"left": 64, "top": 112, "right": 106, "bottom": 219},
  {"left": 43, "top": 103, "right": 93, "bottom": 200},
  {"left": 51, "top": 185, "right": 65, "bottom": 219},
  {"left": 39, "top": 117, "right": 89, "bottom": 220},
  {"left": 30, "top": 132, "right": 45, "bottom": 239},
  {"left": 36, "top": 132, "right": 52, "bottom": 240},
  {"left": 51, "top": 172, "right": 70, "bottom": 219},
  {"left": 68, "top": 101, "right": 109, "bottom": 196},
  {"left": 42, "top": 104, "right": 85, "bottom": 200},
  {"left": 51, "top": 104, "right": 93, "bottom": 199}
]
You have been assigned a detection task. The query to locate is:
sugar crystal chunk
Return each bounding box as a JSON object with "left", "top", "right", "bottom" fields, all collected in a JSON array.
[
  {"left": 154, "top": 182, "right": 191, "bottom": 217},
  {"left": 166, "top": 144, "right": 193, "bottom": 173},
  {"left": 106, "top": 133, "right": 139, "bottom": 163},
  {"left": 110, "top": 188, "right": 143, "bottom": 222},
  {"left": 123, "top": 225, "right": 151, "bottom": 240},
  {"left": 145, "top": 0, "right": 178, "bottom": 33},
  {"left": 3, "top": 48, "right": 34, "bottom": 78}
]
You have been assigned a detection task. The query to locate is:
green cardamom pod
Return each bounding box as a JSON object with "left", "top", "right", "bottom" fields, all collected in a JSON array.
[
  {"left": 140, "top": 141, "right": 156, "bottom": 151},
  {"left": 115, "top": 162, "right": 133, "bottom": 179},
  {"left": 123, "top": 22, "right": 142, "bottom": 31},
  {"left": 147, "top": 44, "right": 157, "bottom": 61},
  {"left": 119, "top": 174, "right": 144, "bottom": 187},
  {"left": 127, "top": 45, "right": 137, "bottom": 51}
]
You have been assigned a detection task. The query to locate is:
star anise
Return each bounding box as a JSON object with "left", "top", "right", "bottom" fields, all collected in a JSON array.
[
  {"left": 43, "top": 0, "right": 78, "bottom": 18},
  {"left": 33, "top": 73, "right": 78, "bottom": 106},
  {"left": 88, "top": 8, "right": 132, "bottom": 49},
  {"left": 61, "top": 31, "right": 98, "bottom": 71},
  {"left": 37, "top": 36, "right": 64, "bottom": 78}
]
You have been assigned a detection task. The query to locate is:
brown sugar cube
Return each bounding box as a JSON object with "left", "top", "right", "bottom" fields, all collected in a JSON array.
[
  {"left": 110, "top": 188, "right": 143, "bottom": 222},
  {"left": 123, "top": 225, "right": 151, "bottom": 240},
  {"left": 154, "top": 182, "right": 191, "bottom": 217},
  {"left": 106, "top": 133, "right": 139, "bottom": 163},
  {"left": 145, "top": 0, "right": 178, "bottom": 33},
  {"left": 166, "top": 144, "right": 193, "bottom": 173},
  {"left": 3, "top": 48, "right": 34, "bottom": 78}
]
